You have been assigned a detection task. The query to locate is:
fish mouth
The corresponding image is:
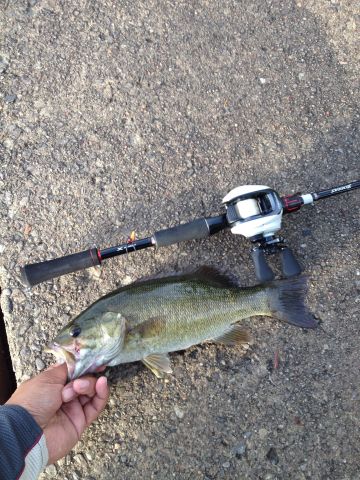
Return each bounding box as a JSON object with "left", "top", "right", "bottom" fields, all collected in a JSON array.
[
  {"left": 45, "top": 342, "right": 77, "bottom": 380},
  {"left": 45, "top": 342, "right": 100, "bottom": 380}
]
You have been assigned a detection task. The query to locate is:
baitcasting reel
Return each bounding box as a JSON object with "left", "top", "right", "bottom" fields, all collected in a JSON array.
[
  {"left": 21, "top": 180, "right": 360, "bottom": 286},
  {"left": 222, "top": 185, "right": 301, "bottom": 281}
]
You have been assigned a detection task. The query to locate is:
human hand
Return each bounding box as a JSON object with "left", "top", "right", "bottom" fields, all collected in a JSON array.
[{"left": 6, "top": 363, "right": 109, "bottom": 464}]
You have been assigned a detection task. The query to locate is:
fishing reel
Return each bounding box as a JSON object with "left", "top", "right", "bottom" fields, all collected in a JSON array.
[
  {"left": 21, "top": 180, "right": 360, "bottom": 287},
  {"left": 222, "top": 186, "right": 301, "bottom": 281}
]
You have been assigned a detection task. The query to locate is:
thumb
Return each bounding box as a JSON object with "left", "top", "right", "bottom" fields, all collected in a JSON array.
[{"left": 38, "top": 363, "right": 68, "bottom": 386}]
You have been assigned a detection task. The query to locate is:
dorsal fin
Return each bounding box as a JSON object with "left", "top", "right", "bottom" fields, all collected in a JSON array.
[
  {"left": 187, "top": 266, "right": 239, "bottom": 288},
  {"left": 132, "top": 266, "right": 239, "bottom": 289}
]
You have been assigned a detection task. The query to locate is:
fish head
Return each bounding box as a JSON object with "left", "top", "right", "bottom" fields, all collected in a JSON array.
[{"left": 45, "top": 310, "right": 127, "bottom": 380}]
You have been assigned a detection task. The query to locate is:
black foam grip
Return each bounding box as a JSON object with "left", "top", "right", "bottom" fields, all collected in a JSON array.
[
  {"left": 153, "top": 218, "right": 210, "bottom": 248},
  {"left": 251, "top": 249, "right": 275, "bottom": 283},
  {"left": 21, "top": 248, "right": 101, "bottom": 287},
  {"left": 280, "top": 247, "right": 302, "bottom": 277}
]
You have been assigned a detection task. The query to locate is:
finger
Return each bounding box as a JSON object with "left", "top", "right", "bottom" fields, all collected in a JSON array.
[
  {"left": 62, "top": 383, "right": 76, "bottom": 403},
  {"left": 79, "top": 395, "right": 92, "bottom": 406},
  {"left": 61, "top": 399, "right": 86, "bottom": 439},
  {"left": 73, "top": 376, "right": 97, "bottom": 397},
  {"left": 84, "top": 376, "right": 109, "bottom": 425},
  {"left": 41, "top": 363, "right": 68, "bottom": 386},
  {"left": 62, "top": 375, "right": 97, "bottom": 403}
]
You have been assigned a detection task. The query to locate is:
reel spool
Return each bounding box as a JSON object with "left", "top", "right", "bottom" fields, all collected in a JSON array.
[
  {"left": 223, "top": 186, "right": 301, "bottom": 281},
  {"left": 222, "top": 186, "right": 283, "bottom": 239}
]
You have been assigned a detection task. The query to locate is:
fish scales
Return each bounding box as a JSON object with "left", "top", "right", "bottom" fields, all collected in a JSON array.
[
  {"left": 45, "top": 268, "right": 317, "bottom": 379},
  {"left": 117, "top": 281, "right": 266, "bottom": 357}
]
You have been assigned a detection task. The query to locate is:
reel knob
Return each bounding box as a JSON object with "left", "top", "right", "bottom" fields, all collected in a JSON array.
[
  {"left": 251, "top": 247, "right": 275, "bottom": 282},
  {"left": 280, "top": 247, "right": 302, "bottom": 277}
]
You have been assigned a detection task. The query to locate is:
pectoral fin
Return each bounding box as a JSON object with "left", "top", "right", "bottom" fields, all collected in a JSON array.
[
  {"left": 213, "top": 325, "right": 250, "bottom": 346},
  {"left": 142, "top": 353, "right": 172, "bottom": 378}
]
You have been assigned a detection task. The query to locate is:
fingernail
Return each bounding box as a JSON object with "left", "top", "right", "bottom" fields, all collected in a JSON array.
[
  {"left": 62, "top": 387, "right": 75, "bottom": 402},
  {"left": 76, "top": 378, "right": 90, "bottom": 390}
]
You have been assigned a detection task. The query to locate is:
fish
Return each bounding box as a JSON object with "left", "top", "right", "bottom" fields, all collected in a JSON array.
[{"left": 44, "top": 267, "right": 317, "bottom": 380}]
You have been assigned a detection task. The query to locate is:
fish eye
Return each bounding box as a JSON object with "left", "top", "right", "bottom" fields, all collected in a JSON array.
[{"left": 70, "top": 326, "right": 82, "bottom": 338}]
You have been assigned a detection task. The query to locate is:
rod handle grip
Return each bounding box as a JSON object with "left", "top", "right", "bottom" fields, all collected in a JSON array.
[
  {"left": 153, "top": 218, "right": 211, "bottom": 248},
  {"left": 21, "top": 248, "right": 101, "bottom": 287}
]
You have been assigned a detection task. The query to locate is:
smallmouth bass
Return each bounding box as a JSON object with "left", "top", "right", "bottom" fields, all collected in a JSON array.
[{"left": 45, "top": 267, "right": 317, "bottom": 379}]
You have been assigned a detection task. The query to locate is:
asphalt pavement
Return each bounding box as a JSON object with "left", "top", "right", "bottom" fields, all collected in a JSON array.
[{"left": 1, "top": 1, "right": 359, "bottom": 479}]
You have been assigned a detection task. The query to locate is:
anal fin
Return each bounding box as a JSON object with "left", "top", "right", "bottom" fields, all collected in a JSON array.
[
  {"left": 142, "top": 353, "right": 173, "bottom": 378},
  {"left": 213, "top": 325, "right": 250, "bottom": 346}
]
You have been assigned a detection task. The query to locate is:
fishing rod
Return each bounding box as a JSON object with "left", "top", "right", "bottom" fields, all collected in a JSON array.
[{"left": 21, "top": 179, "right": 360, "bottom": 286}]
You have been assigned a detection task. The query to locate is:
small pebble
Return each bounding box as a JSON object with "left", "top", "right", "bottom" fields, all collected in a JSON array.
[
  {"left": 85, "top": 451, "right": 93, "bottom": 461},
  {"left": 3, "top": 138, "right": 14, "bottom": 150},
  {"left": 0, "top": 56, "right": 9, "bottom": 73},
  {"left": 31, "top": 343, "right": 41, "bottom": 352},
  {"left": 12, "top": 289, "right": 26, "bottom": 304},
  {"left": 74, "top": 453, "right": 87, "bottom": 467},
  {"left": 121, "top": 275, "right": 133, "bottom": 286},
  {"left": 2, "top": 296, "right": 13, "bottom": 313},
  {"left": 259, "top": 428, "right": 268, "bottom": 440},
  {"left": 20, "top": 346, "right": 31, "bottom": 358},
  {"left": 45, "top": 465, "right": 57, "bottom": 477},
  {"left": 222, "top": 461, "right": 230, "bottom": 469},
  {"left": 4, "top": 94, "right": 17, "bottom": 103},
  {"left": 35, "top": 357, "right": 45, "bottom": 370},
  {"left": 259, "top": 77, "right": 267, "bottom": 84},
  {"left": 233, "top": 443, "right": 246, "bottom": 458},
  {"left": 88, "top": 266, "right": 102, "bottom": 280},
  {"left": 266, "top": 447, "right": 279, "bottom": 465},
  {"left": 174, "top": 405, "right": 184, "bottom": 419}
]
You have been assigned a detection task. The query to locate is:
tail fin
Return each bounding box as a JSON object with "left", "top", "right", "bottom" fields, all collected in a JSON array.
[{"left": 267, "top": 276, "right": 318, "bottom": 328}]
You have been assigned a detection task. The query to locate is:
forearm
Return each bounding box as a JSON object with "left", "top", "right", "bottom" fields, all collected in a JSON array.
[{"left": 0, "top": 405, "right": 48, "bottom": 480}]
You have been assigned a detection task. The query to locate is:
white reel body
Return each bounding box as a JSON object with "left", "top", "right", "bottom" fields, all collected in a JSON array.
[{"left": 222, "top": 185, "right": 283, "bottom": 239}]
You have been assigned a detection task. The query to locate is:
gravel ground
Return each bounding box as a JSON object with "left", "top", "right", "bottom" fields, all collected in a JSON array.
[{"left": 1, "top": 1, "right": 359, "bottom": 479}]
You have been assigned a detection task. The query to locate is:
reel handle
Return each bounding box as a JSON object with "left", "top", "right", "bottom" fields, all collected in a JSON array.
[
  {"left": 280, "top": 247, "right": 302, "bottom": 277},
  {"left": 251, "top": 248, "right": 275, "bottom": 282}
]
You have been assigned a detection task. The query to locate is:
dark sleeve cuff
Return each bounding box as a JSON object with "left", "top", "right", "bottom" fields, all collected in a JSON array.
[{"left": 0, "top": 405, "right": 43, "bottom": 480}]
